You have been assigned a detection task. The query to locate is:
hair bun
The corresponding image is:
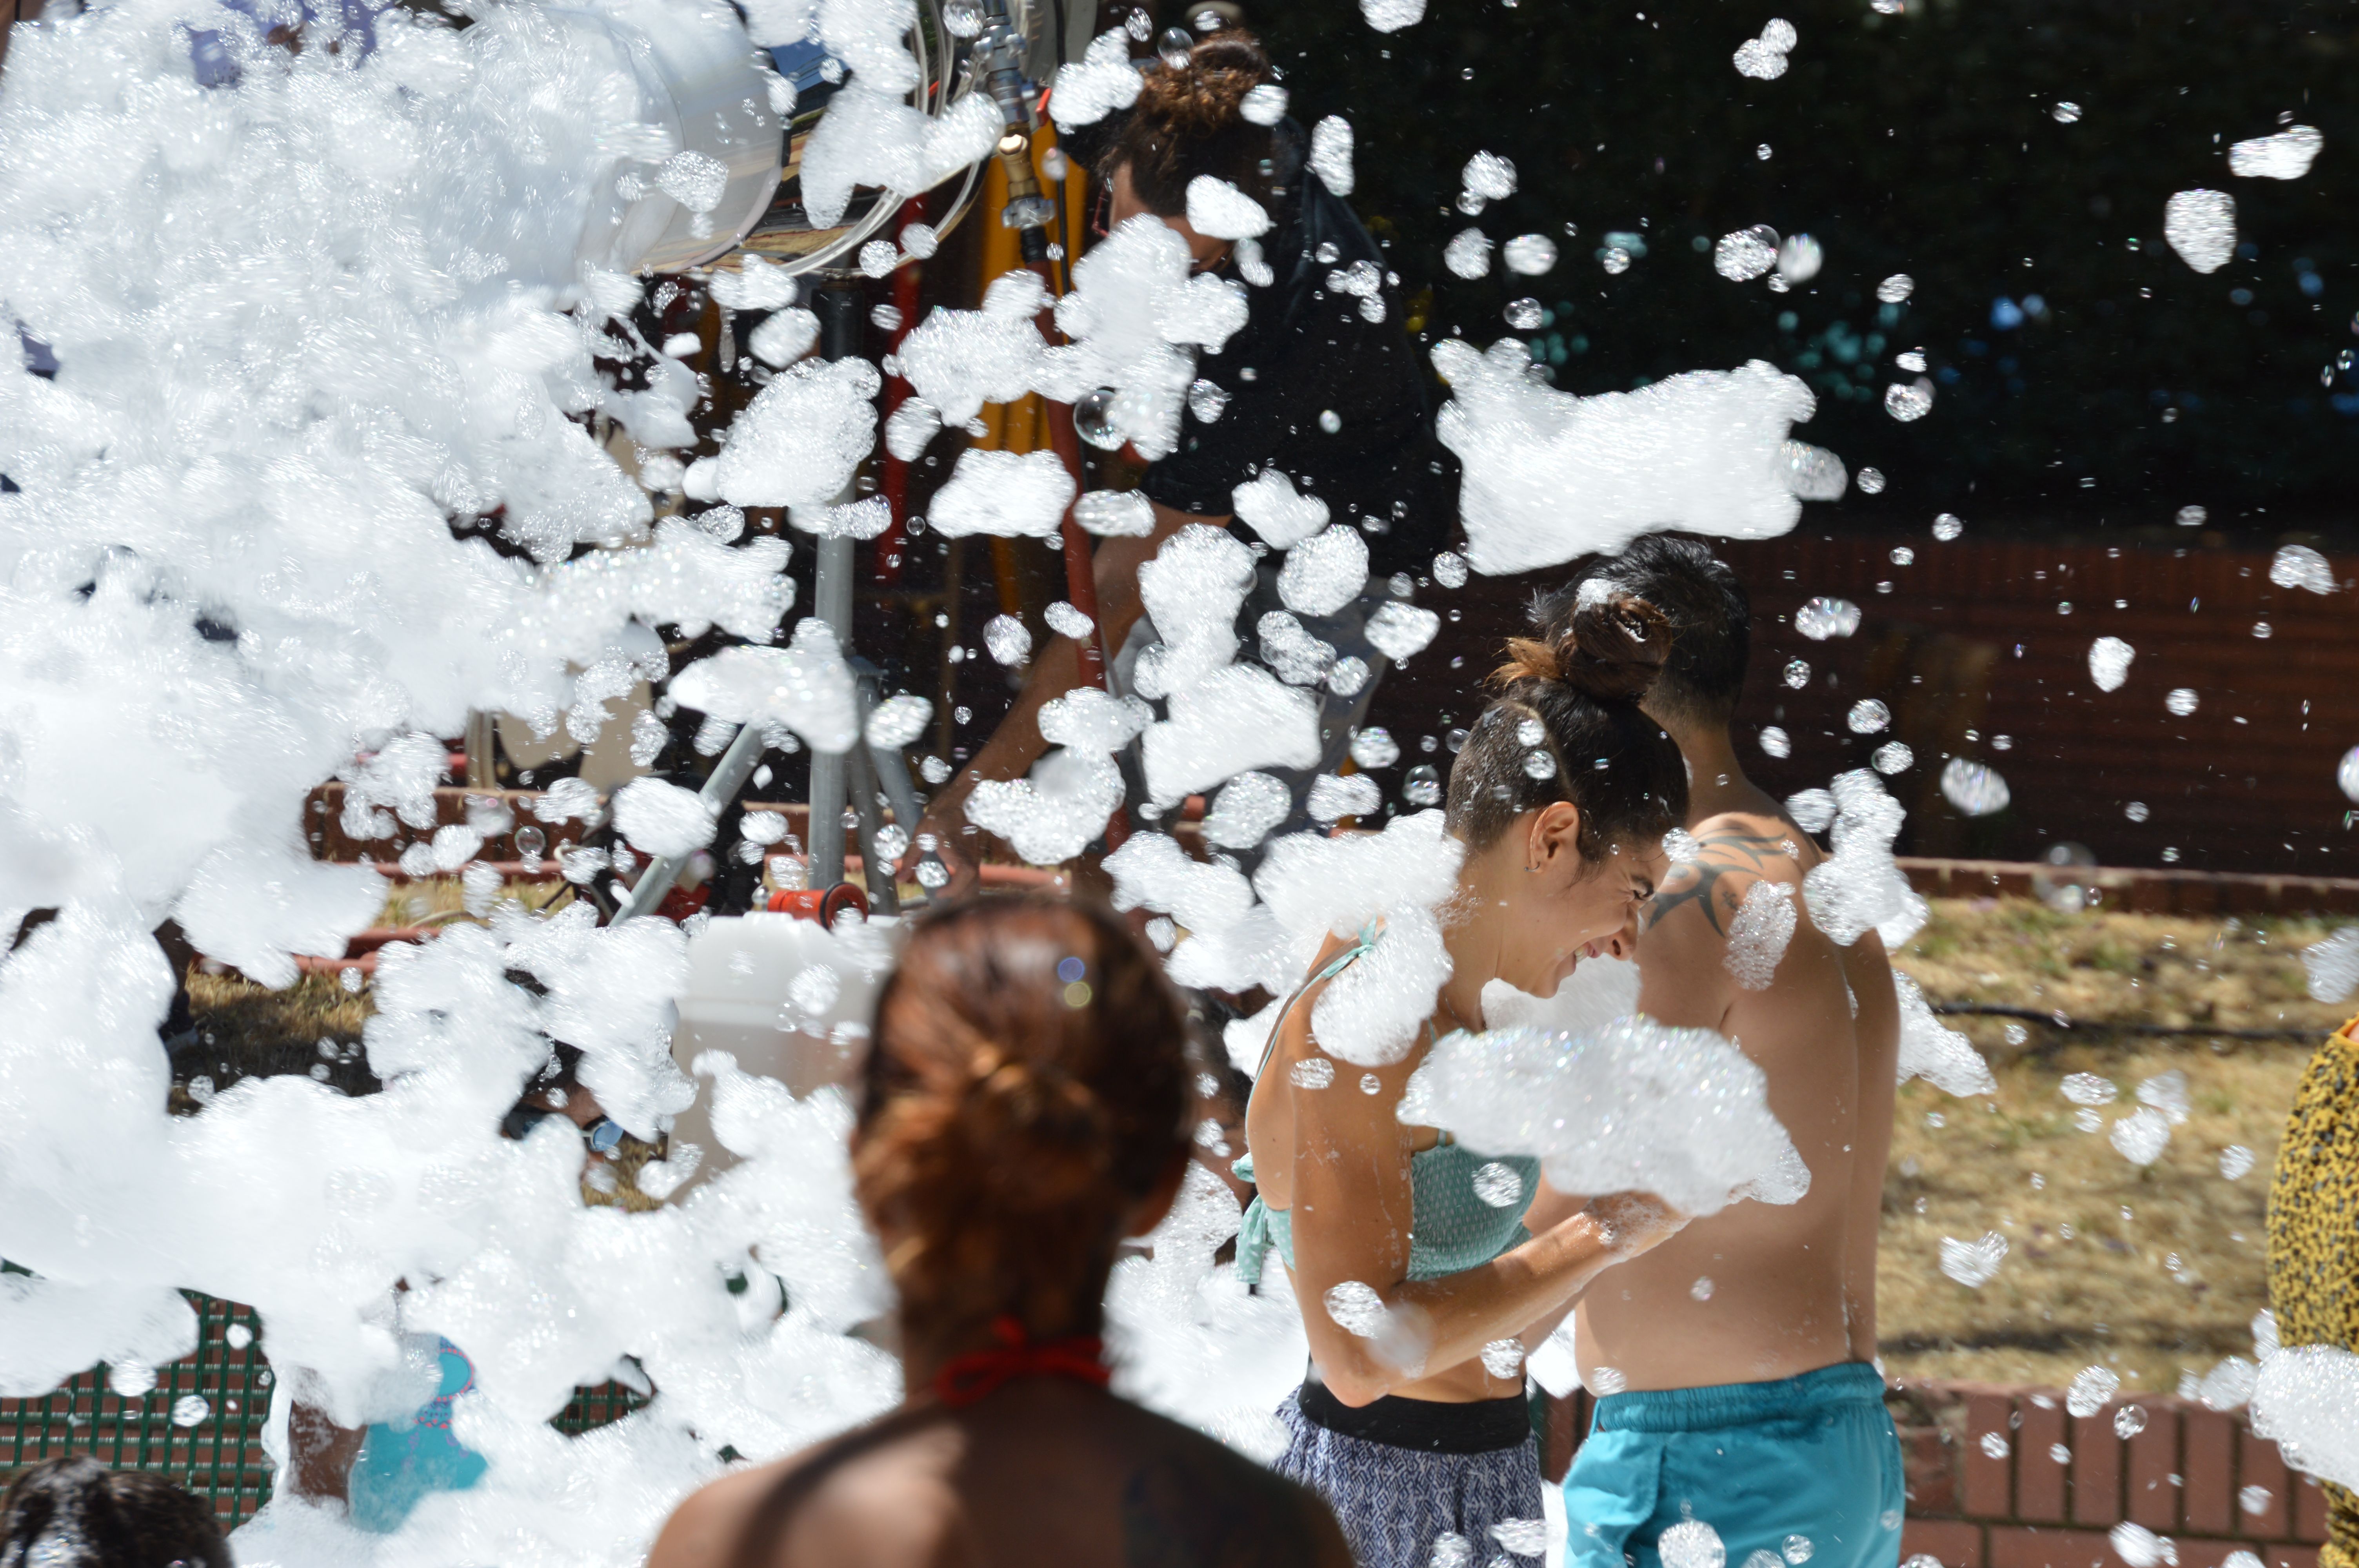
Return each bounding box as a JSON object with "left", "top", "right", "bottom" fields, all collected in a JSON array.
[
  {"left": 1142, "top": 33, "right": 1271, "bottom": 136},
  {"left": 1559, "top": 583, "right": 1670, "bottom": 702},
  {"left": 957, "top": 1048, "right": 1112, "bottom": 1214}
]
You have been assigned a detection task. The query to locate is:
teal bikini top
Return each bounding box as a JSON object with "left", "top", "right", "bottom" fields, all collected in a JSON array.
[{"left": 1232, "top": 928, "right": 1541, "bottom": 1287}]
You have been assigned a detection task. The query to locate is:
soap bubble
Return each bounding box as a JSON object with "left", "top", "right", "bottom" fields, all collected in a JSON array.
[
  {"left": 1847, "top": 700, "right": 1890, "bottom": 734},
  {"left": 1503, "top": 234, "right": 1558, "bottom": 275},
  {"left": 2062, "top": 1074, "right": 2118, "bottom": 1107},
  {"left": 1776, "top": 234, "right": 1823, "bottom": 283},
  {"left": 2114, "top": 1405, "right": 2149, "bottom": 1439},
  {"left": 1856, "top": 467, "right": 1886, "bottom": 495},
  {"left": 2068, "top": 1365, "right": 2122, "bottom": 1417},
  {"left": 1239, "top": 84, "right": 1289, "bottom": 126},
  {"left": 1443, "top": 228, "right": 1495, "bottom": 279},
  {"left": 1505, "top": 298, "right": 1545, "bottom": 329},
  {"left": 2271, "top": 544, "right": 2336, "bottom": 595},
  {"left": 1759, "top": 726, "right": 1791, "bottom": 759},
  {"left": 2177, "top": 505, "right": 2209, "bottom": 528},
  {"left": 1074, "top": 387, "right": 1125, "bottom": 450},
  {"left": 1432, "top": 551, "right": 1470, "bottom": 588},
  {"left": 2089, "top": 637, "right": 2135, "bottom": 691},
  {"left": 1158, "top": 26, "right": 1194, "bottom": 67},
  {"left": 1188, "top": 379, "right": 1231, "bottom": 423},
  {"left": 1044, "top": 601, "right": 1094, "bottom": 641},
  {"left": 1877, "top": 274, "right": 1916, "bottom": 304},
  {"left": 2165, "top": 189, "right": 2237, "bottom": 274},
  {"left": 1932, "top": 512, "right": 1964, "bottom": 541},
  {"left": 1601, "top": 247, "right": 1632, "bottom": 274},
  {"left": 1480, "top": 1338, "right": 1527, "bottom": 1377},
  {"left": 1796, "top": 597, "right": 1862, "bottom": 641},
  {"left": 1691, "top": 1276, "right": 1715, "bottom": 1301},
  {"left": 1872, "top": 743, "right": 1913, "bottom": 774},
  {"left": 1402, "top": 764, "right": 1443, "bottom": 806},
  {"left": 1778, "top": 441, "right": 1848, "bottom": 501},
  {"left": 1659, "top": 1519, "right": 1726, "bottom": 1568},
  {"left": 1323, "top": 1280, "right": 1388, "bottom": 1337},
  {"left": 1783, "top": 659, "right": 1812, "bottom": 690},
  {"left": 1290, "top": 1056, "right": 1336, "bottom": 1090},
  {"left": 1462, "top": 151, "right": 1519, "bottom": 200},
  {"left": 2166, "top": 688, "right": 2200, "bottom": 717},
  {"left": 1940, "top": 758, "right": 2010, "bottom": 817},
  {"left": 2227, "top": 125, "right": 2322, "bottom": 181},
  {"left": 1939, "top": 1231, "right": 2008, "bottom": 1287},
  {"left": 2052, "top": 101, "right": 2083, "bottom": 123},
  {"left": 1472, "top": 1161, "right": 1526, "bottom": 1208},
  {"left": 1352, "top": 728, "right": 1402, "bottom": 769},
  {"left": 983, "top": 614, "right": 1033, "bottom": 666},
  {"left": 1885, "top": 379, "right": 1935, "bottom": 421},
  {"left": 943, "top": 0, "right": 982, "bottom": 35},
  {"left": 1715, "top": 226, "right": 1780, "bottom": 281}
]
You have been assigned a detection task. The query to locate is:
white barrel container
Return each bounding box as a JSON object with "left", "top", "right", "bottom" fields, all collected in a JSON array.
[{"left": 665, "top": 911, "right": 892, "bottom": 1194}]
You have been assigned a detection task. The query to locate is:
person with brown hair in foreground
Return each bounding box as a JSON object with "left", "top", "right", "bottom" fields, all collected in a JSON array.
[
  {"left": 0, "top": 1455, "right": 232, "bottom": 1568},
  {"left": 646, "top": 895, "right": 1351, "bottom": 1568}
]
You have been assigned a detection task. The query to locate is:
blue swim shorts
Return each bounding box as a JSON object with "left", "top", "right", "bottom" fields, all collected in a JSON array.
[{"left": 1562, "top": 1361, "right": 1904, "bottom": 1568}]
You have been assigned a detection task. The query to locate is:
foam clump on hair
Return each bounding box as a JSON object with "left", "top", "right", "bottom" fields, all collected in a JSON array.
[
  {"left": 1432, "top": 340, "right": 1819, "bottom": 575},
  {"left": 1398, "top": 1016, "right": 1808, "bottom": 1217},
  {"left": 1799, "top": 769, "right": 1927, "bottom": 947}
]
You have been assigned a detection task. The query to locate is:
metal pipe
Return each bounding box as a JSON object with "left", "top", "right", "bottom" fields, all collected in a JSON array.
[{"left": 805, "top": 279, "right": 867, "bottom": 888}]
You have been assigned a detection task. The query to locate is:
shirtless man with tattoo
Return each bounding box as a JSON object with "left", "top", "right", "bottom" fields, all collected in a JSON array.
[{"left": 1552, "top": 537, "right": 1907, "bottom": 1568}]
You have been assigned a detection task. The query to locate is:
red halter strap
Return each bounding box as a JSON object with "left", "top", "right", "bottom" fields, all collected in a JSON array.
[{"left": 932, "top": 1316, "right": 1110, "bottom": 1409}]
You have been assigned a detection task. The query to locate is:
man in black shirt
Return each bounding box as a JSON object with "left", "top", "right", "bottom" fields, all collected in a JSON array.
[{"left": 912, "top": 31, "right": 1449, "bottom": 875}]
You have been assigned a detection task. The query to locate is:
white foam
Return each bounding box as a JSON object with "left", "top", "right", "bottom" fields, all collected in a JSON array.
[
  {"left": 1398, "top": 1014, "right": 1807, "bottom": 1217},
  {"left": 1433, "top": 342, "right": 1817, "bottom": 575},
  {"left": 927, "top": 448, "right": 1076, "bottom": 539}
]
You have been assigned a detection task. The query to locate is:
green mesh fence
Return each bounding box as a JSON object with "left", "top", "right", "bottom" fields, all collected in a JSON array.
[
  {"left": 0, "top": 1291, "right": 274, "bottom": 1528},
  {"left": 0, "top": 1285, "right": 652, "bottom": 1529}
]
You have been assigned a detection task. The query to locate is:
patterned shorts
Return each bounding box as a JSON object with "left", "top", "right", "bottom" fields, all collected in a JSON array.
[{"left": 1271, "top": 1384, "right": 1547, "bottom": 1568}]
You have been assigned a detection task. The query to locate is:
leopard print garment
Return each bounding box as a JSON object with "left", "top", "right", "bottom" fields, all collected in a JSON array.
[{"left": 2266, "top": 1019, "right": 2359, "bottom": 1568}]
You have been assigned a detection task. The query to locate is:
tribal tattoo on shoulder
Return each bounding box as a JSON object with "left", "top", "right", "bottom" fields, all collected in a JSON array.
[{"left": 1645, "top": 828, "right": 1792, "bottom": 937}]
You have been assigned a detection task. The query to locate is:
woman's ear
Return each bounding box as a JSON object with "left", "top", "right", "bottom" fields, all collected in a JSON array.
[
  {"left": 1530, "top": 799, "right": 1584, "bottom": 871},
  {"left": 1121, "top": 1148, "right": 1194, "bottom": 1241}
]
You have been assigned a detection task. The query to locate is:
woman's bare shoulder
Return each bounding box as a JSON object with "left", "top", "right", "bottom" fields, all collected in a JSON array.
[
  {"left": 645, "top": 1414, "right": 956, "bottom": 1568},
  {"left": 1097, "top": 1400, "right": 1355, "bottom": 1567}
]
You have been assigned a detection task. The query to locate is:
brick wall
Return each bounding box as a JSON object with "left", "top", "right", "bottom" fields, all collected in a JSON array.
[
  {"left": 1369, "top": 536, "right": 2359, "bottom": 878},
  {"left": 1541, "top": 1381, "right": 2335, "bottom": 1568}
]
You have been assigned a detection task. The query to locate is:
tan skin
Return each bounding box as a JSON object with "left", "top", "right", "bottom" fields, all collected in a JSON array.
[
  {"left": 647, "top": 1147, "right": 1352, "bottom": 1568},
  {"left": 1245, "top": 800, "right": 1695, "bottom": 1408},
  {"left": 901, "top": 164, "right": 1237, "bottom": 895},
  {"left": 1568, "top": 710, "right": 1901, "bottom": 1394}
]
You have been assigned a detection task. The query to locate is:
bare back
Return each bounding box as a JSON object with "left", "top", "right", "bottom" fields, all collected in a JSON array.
[
  {"left": 1585, "top": 806, "right": 1899, "bottom": 1392},
  {"left": 647, "top": 1381, "right": 1350, "bottom": 1568}
]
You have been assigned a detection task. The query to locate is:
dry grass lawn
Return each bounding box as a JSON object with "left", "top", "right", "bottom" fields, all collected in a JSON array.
[{"left": 1879, "top": 898, "right": 2352, "bottom": 1392}]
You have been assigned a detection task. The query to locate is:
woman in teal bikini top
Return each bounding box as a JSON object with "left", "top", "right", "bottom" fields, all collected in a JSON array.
[
  {"left": 1235, "top": 582, "right": 1701, "bottom": 1568},
  {"left": 1232, "top": 927, "right": 1543, "bottom": 1289}
]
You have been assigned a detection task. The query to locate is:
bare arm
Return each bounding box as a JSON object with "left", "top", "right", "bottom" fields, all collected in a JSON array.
[
  {"left": 1839, "top": 928, "right": 1900, "bottom": 1355},
  {"left": 907, "top": 500, "right": 1218, "bottom": 877}
]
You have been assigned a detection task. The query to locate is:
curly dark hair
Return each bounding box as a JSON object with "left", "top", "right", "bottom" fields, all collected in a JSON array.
[{"left": 1098, "top": 31, "right": 1278, "bottom": 223}]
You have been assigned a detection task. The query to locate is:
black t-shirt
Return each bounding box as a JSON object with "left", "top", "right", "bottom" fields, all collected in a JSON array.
[{"left": 1135, "top": 127, "right": 1454, "bottom": 580}]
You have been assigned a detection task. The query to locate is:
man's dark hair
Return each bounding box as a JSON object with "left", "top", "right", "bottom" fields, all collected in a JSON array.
[
  {"left": 0, "top": 1456, "right": 233, "bottom": 1568},
  {"left": 1565, "top": 534, "right": 1751, "bottom": 726}
]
